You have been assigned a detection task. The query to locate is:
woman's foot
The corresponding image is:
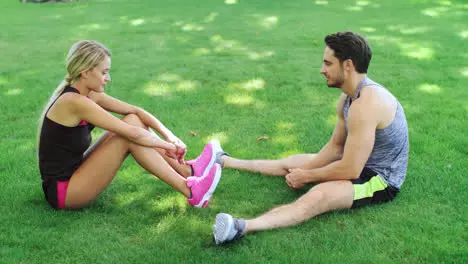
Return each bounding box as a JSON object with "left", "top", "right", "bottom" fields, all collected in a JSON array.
[
  {"left": 186, "top": 163, "right": 222, "bottom": 208},
  {"left": 187, "top": 140, "right": 223, "bottom": 177}
]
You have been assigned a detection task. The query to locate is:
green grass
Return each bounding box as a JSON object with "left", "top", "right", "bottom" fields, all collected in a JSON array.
[{"left": 1, "top": 0, "right": 467, "bottom": 263}]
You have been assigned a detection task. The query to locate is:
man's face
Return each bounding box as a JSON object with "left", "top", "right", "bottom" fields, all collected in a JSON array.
[{"left": 319, "top": 47, "right": 345, "bottom": 88}]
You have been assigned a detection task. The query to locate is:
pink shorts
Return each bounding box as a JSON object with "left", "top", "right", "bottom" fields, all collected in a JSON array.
[{"left": 42, "top": 179, "right": 69, "bottom": 209}]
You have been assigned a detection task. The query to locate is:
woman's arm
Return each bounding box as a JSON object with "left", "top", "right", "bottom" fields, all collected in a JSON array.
[
  {"left": 65, "top": 93, "right": 176, "bottom": 151},
  {"left": 88, "top": 92, "right": 186, "bottom": 162},
  {"left": 89, "top": 92, "right": 177, "bottom": 141}
]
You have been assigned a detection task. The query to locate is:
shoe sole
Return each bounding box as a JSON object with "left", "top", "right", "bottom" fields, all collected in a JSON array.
[
  {"left": 193, "top": 164, "right": 222, "bottom": 208},
  {"left": 214, "top": 213, "right": 233, "bottom": 244}
]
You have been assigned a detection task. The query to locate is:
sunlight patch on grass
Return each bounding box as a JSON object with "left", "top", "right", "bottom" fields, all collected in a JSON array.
[
  {"left": 176, "top": 80, "right": 198, "bottom": 92},
  {"left": 114, "top": 190, "right": 148, "bottom": 207},
  {"left": 157, "top": 73, "right": 182, "bottom": 82},
  {"left": 356, "top": 1, "right": 370, "bottom": 6},
  {"left": 193, "top": 48, "right": 211, "bottom": 56},
  {"left": 345, "top": 0, "right": 380, "bottom": 10},
  {"left": 276, "top": 122, "right": 295, "bottom": 130},
  {"left": 130, "top": 19, "right": 145, "bottom": 26},
  {"left": 247, "top": 51, "right": 275, "bottom": 60},
  {"left": 327, "top": 114, "right": 337, "bottom": 127},
  {"left": 182, "top": 23, "right": 204, "bottom": 32},
  {"left": 144, "top": 82, "right": 172, "bottom": 97},
  {"left": 211, "top": 35, "right": 247, "bottom": 52},
  {"left": 47, "top": 14, "right": 63, "bottom": 20},
  {"left": 225, "top": 94, "right": 254, "bottom": 105},
  {"left": 174, "top": 21, "right": 204, "bottom": 32},
  {"left": 261, "top": 16, "right": 279, "bottom": 29},
  {"left": 225, "top": 0, "right": 237, "bottom": 4},
  {"left": 459, "top": 30, "right": 468, "bottom": 39},
  {"left": 346, "top": 6, "right": 363, "bottom": 11},
  {"left": 204, "top": 132, "right": 229, "bottom": 144},
  {"left": 315, "top": 1, "right": 328, "bottom": 5},
  {"left": 367, "top": 35, "right": 402, "bottom": 42},
  {"left": 437, "top": 0, "right": 452, "bottom": 6},
  {"left": 422, "top": 6, "right": 449, "bottom": 17},
  {"left": 150, "top": 217, "right": 176, "bottom": 234},
  {"left": 459, "top": 68, "right": 468, "bottom": 77},
  {"left": 273, "top": 135, "right": 297, "bottom": 145},
  {"left": 150, "top": 195, "right": 188, "bottom": 214},
  {"left": 78, "top": 23, "right": 108, "bottom": 31},
  {"left": 240, "top": 78, "right": 265, "bottom": 91},
  {"left": 144, "top": 74, "right": 198, "bottom": 96},
  {"left": 0, "top": 76, "right": 7, "bottom": 85},
  {"left": 204, "top": 12, "right": 219, "bottom": 23},
  {"left": 176, "top": 36, "right": 191, "bottom": 43},
  {"left": 398, "top": 42, "right": 434, "bottom": 60},
  {"left": 254, "top": 100, "right": 267, "bottom": 109},
  {"left": 19, "top": 140, "right": 35, "bottom": 152},
  {"left": 210, "top": 34, "right": 274, "bottom": 60},
  {"left": 418, "top": 83, "right": 441, "bottom": 94},
  {"left": 388, "top": 25, "right": 431, "bottom": 35},
  {"left": 6, "top": 89, "right": 22, "bottom": 96},
  {"left": 360, "top": 27, "right": 376, "bottom": 33}
]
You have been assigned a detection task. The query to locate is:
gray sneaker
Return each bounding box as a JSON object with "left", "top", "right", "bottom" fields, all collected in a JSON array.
[
  {"left": 213, "top": 213, "right": 246, "bottom": 244},
  {"left": 213, "top": 141, "right": 229, "bottom": 168}
]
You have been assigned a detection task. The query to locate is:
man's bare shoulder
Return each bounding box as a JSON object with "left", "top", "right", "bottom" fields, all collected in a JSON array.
[{"left": 355, "top": 86, "right": 397, "bottom": 128}]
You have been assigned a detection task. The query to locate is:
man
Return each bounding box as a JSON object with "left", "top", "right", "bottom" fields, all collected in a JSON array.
[{"left": 212, "top": 31, "right": 409, "bottom": 244}]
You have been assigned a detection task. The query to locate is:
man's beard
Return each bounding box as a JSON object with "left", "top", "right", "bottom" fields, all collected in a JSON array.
[
  {"left": 327, "top": 65, "right": 344, "bottom": 88},
  {"left": 327, "top": 70, "right": 345, "bottom": 88}
]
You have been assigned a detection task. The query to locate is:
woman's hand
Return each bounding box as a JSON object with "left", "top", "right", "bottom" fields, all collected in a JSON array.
[{"left": 166, "top": 135, "right": 187, "bottom": 164}]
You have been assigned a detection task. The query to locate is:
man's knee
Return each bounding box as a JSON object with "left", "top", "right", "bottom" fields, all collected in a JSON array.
[
  {"left": 291, "top": 187, "right": 327, "bottom": 221},
  {"left": 122, "top": 114, "right": 146, "bottom": 128}
]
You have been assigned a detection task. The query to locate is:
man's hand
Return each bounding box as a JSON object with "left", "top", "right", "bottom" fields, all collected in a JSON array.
[{"left": 285, "top": 168, "right": 309, "bottom": 189}]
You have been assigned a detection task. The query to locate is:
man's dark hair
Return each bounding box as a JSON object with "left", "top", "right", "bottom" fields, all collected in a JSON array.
[{"left": 324, "top": 31, "right": 372, "bottom": 73}]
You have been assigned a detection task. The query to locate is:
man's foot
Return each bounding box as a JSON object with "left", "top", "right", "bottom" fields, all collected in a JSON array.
[
  {"left": 187, "top": 140, "right": 223, "bottom": 177},
  {"left": 213, "top": 141, "right": 229, "bottom": 168},
  {"left": 186, "top": 163, "right": 222, "bottom": 208},
  {"left": 213, "top": 213, "right": 246, "bottom": 244}
]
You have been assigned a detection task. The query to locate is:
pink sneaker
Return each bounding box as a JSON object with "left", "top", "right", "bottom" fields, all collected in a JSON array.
[
  {"left": 186, "top": 163, "right": 222, "bottom": 208},
  {"left": 187, "top": 140, "right": 222, "bottom": 177}
]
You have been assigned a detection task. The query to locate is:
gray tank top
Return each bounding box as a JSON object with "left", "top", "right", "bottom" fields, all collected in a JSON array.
[{"left": 342, "top": 77, "right": 409, "bottom": 189}]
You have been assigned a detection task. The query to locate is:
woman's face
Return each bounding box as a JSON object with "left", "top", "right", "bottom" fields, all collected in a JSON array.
[{"left": 84, "top": 56, "right": 111, "bottom": 93}]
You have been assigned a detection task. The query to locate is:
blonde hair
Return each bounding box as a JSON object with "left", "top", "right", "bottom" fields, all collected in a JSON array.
[{"left": 37, "top": 40, "right": 111, "bottom": 159}]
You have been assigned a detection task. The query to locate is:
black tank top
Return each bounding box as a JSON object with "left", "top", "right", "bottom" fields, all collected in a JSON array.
[{"left": 39, "top": 86, "right": 95, "bottom": 181}]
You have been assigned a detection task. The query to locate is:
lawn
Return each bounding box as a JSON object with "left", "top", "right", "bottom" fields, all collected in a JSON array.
[{"left": 0, "top": 0, "right": 466, "bottom": 263}]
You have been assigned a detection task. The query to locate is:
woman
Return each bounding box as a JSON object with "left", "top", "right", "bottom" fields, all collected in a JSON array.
[{"left": 38, "top": 40, "right": 223, "bottom": 210}]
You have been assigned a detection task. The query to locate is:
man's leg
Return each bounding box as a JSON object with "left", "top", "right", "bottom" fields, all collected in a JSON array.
[
  {"left": 213, "top": 180, "right": 354, "bottom": 243},
  {"left": 246, "top": 180, "right": 353, "bottom": 232},
  {"left": 221, "top": 154, "right": 318, "bottom": 176}
]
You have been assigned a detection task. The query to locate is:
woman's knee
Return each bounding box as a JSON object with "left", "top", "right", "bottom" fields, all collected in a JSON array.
[{"left": 122, "top": 114, "right": 146, "bottom": 128}]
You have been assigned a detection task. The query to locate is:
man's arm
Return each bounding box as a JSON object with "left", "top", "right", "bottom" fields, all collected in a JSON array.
[
  {"left": 286, "top": 90, "right": 379, "bottom": 187},
  {"left": 301, "top": 93, "right": 348, "bottom": 170}
]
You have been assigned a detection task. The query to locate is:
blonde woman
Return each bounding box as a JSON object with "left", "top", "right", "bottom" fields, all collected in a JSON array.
[{"left": 38, "top": 40, "right": 223, "bottom": 210}]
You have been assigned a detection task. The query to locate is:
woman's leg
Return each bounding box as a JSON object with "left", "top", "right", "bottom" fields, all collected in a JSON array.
[
  {"left": 65, "top": 114, "right": 191, "bottom": 209},
  {"left": 84, "top": 130, "right": 192, "bottom": 178},
  {"left": 154, "top": 148, "right": 191, "bottom": 178}
]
